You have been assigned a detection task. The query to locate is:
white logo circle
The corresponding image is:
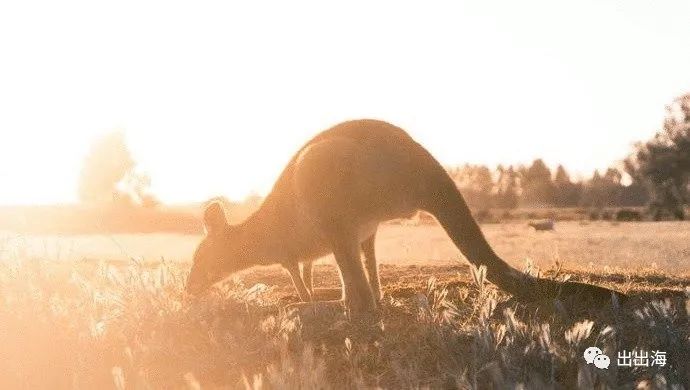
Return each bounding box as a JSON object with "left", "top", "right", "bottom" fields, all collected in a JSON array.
[
  {"left": 594, "top": 354, "right": 610, "bottom": 369},
  {"left": 584, "top": 347, "right": 603, "bottom": 364}
]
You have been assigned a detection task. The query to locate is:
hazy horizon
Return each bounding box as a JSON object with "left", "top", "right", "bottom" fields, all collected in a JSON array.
[{"left": 2, "top": 1, "right": 690, "bottom": 205}]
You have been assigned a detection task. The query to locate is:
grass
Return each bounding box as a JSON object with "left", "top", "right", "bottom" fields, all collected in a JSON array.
[
  {"left": 1, "top": 242, "right": 690, "bottom": 388},
  {"left": 4, "top": 220, "right": 690, "bottom": 272}
]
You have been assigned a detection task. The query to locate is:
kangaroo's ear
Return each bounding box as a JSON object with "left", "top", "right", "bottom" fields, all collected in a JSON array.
[{"left": 203, "top": 201, "right": 228, "bottom": 235}]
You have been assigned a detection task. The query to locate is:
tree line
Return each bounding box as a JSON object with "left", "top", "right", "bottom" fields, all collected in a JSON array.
[
  {"left": 451, "top": 93, "right": 689, "bottom": 219},
  {"left": 77, "top": 93, "right": 690, "bottom": 220},
  {"left": 447, "top": 161, "right": 647, "bottom": 210}
]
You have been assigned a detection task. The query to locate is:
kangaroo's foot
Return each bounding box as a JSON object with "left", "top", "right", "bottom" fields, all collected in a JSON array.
[{"left": 342, "top": 296, "right": 382, "bottom": 328}]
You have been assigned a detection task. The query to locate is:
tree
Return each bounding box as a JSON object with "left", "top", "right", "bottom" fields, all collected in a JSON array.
[
  {"left": 581, "top": 170, "right": 601, "bottom": 208},
  {"left": 625, "top": 93, "right": 690, "bottom": 219},
  {"left": 602, "top": 168, "right": 624, "bottom": 206},
  {"left": 453, "top": 164, "right": 495, "bottom": 209},
  {"left": 581, "top": 169, "right": 624, "bottom": 208},
  {"left": 78, "top": 131, "right": 135, "bottom": 204},
  {"left": 78, "top": 131, "right": 159, "bottom": 207},
  {"left": 495, "top": 165, "right": 520, "bottom": 209},
  {"left": 521, "top": 159, "right": 555, "bottom": 206},
  {"left": 553, "top": 165, "right": 580, "bottom": 207},
  {"left": 618, "top": 178, "right": 648, "bottom": 207},
  {"left": 118, "top": 170, "right": 159, "bottom": 208}
]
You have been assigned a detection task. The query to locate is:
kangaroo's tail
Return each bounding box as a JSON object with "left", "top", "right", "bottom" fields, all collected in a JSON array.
[{"left": 419, "top": 155, "right": 619, "bottom": 302}]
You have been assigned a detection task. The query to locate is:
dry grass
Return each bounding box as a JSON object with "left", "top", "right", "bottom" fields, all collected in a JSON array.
[
  {"left": 4, "top": 221, "right": 690, "bottom": 272},
  {"left": 1, "top": 221, "right": 689, "bottom": 388},
  {"left": 2, "top": 238, "right": 690, "bottom": 388}
]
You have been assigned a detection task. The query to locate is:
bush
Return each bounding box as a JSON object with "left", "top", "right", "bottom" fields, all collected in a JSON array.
[{"left": 615, "top": 209, "right": 642, "bottom": 222}]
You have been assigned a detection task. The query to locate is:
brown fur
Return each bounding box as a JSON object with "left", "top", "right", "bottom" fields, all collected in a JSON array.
[{"left": 186, "top": 119, "right": 620, "bottom": 317}]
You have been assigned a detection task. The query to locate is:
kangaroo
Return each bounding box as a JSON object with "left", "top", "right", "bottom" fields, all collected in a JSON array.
[{"left": 186, "top": 119, "right": 619, "bottom": 317}]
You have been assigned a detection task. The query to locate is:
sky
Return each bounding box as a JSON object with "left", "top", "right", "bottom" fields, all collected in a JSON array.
[{"left": 1, "top": 0, "right": 690, "bottom": 205}]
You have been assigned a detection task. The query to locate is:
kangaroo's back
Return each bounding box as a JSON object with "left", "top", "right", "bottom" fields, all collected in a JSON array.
[
  {"left": 268, "top": 119, "right": 416, "bottom": 188},
  {"left": 262, "top": 119, "right": 427, "bottom": 214}
]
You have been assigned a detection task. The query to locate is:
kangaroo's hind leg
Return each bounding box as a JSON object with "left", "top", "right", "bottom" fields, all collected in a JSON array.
[
  {"left": 284, "top": 262, "right": 312, "bottom": 302},
  {"left": 301, "top": 260, "right": 314, "bottom": 296},
  {"left": 361, "top": 233, "right": 382, "bottom": 302},
  {"left": 329, "top": 231, "right": 377, "bottom": 318}
]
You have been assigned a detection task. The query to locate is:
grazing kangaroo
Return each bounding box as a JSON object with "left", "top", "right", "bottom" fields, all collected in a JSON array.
[{"left": 186, "top": 119, "right": 618, "bottom": 317}]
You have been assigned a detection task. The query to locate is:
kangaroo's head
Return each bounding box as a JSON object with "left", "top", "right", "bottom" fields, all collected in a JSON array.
[{"left": 186, "top": 201, "right": 245, "bottom": 295}]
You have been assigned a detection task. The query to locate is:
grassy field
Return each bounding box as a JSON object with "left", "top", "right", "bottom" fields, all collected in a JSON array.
[
  {"left": 4, "top": 220, "right": 690, "bottom": 272},
  {"left": 1, "top": 221, "right": 690, "bottom": 388}
]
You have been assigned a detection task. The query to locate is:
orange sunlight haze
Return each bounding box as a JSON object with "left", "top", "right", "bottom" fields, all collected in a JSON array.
[{"left": 1, "top": 0, "right": 690, "bottom": 205}]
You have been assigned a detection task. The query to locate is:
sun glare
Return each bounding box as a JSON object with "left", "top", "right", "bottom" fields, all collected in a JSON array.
[{"left": 1, "top": 1, "right": 690, "bottom": 206}]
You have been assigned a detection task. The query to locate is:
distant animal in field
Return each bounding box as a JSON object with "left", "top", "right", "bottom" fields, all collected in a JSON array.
[
  {"left": 615, "top": 209, "right": 642, "bottom": 222},
  {"left": 528, "top": 219, "right": 555, "bottom": 231},
  {"left": 186, "top": 119, "right": 620, "bottom": 319}
]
